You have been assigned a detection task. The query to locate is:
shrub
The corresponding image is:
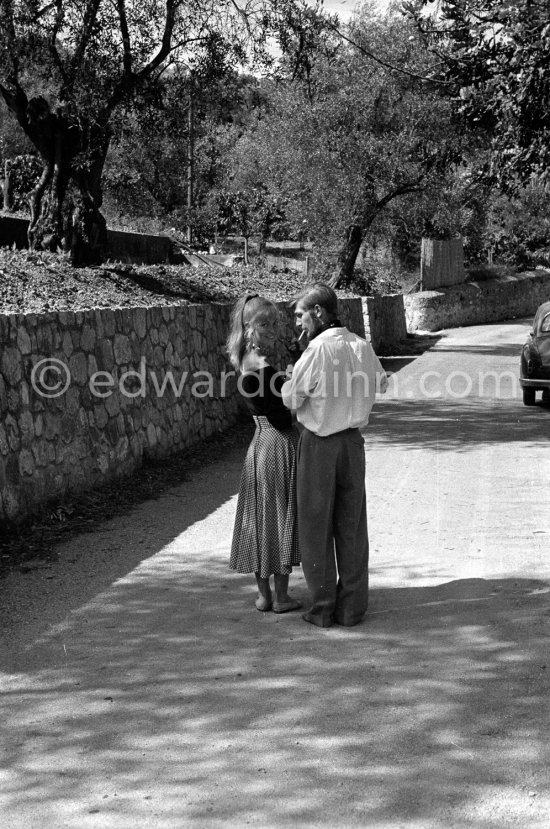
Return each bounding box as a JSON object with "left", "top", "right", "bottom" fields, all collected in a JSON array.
[
  {"left": 486, "top": 186, "right": 550, "bottom": 269},
  {"left": 4, "top": 155, "right": 42, "bottom": 212}
]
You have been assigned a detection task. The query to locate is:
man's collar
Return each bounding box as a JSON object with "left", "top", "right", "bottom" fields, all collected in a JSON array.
[{"left": 309, "top": 319, "right": 343, "bottom": 341}]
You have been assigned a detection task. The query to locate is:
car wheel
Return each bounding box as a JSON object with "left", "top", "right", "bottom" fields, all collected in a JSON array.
[{"left": 523, "top": 388, "right": 537, "bottom": 406}]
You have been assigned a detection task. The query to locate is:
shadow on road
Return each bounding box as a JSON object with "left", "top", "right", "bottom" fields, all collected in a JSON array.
[
  {"left": 0, "top": 437, "right": 247, "bottom": 668},
  {"left": 432, "top": 343, "right": 525, "bottom": 358},
  {"left": 1, "top": 567, "right": 549, "bottom": 826},
  {"left": 371, "top": 398, "right": 550, "bottom": 452}
]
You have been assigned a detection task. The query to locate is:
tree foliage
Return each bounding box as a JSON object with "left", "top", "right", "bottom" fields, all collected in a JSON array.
[
  {"left": 102, "top": 68, "right": 266, "bottom": 242},
  {"left": 405, "top": 0, "right": 550, "bottom": 190},
  {"left": 486, "top": 184, "right": 550, "bottom": 269},
  {"left": 3, "top": 153, "right": 42, "bottom": 211}
]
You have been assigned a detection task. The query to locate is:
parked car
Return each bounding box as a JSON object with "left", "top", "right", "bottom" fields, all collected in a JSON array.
[{"left": 520, "top": 301, "right": 550, "bottom": 405}]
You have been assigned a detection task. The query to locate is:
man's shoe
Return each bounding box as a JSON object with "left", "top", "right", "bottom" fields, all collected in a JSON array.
[
  {"left": 301, "top": 611, "right": 333, "bottom": 628},
  {"left": 334, "top": 615, "right": 365, "bottom": 627}
]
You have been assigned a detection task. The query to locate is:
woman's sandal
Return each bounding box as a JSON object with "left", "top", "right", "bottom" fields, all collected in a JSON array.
[{"left": 272, "top": 598, "right": 302, "bottom": 614}]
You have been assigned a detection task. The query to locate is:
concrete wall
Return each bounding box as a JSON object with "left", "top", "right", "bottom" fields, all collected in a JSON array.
[
  {"left": 0, "top": 215, "right": 173, "bottom": 264},
  {"left": 265, "top": 254, "right": 310, "bottom": 276},
  {"left": 0, "top": 297, "right": 364, "bottom": 522},
  {"left": 107, "top": 229, "right": 173, "bottom": 264},
  {"left": 405, "top": 269, "right": 550, "bottom": 332},
  {"left": 362, "top": 294, "right": 408, "bottom": 354},
  {"left": 420, "top": 237, "right": 466, "bottom": 290},
  {"left": 0, "top": 214, "right": 30, "bottom": 249}
]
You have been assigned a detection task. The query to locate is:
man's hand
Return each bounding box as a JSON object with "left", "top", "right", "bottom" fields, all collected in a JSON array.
[{"left": 377, "top": 371, "right": 389, "bottom": 394}]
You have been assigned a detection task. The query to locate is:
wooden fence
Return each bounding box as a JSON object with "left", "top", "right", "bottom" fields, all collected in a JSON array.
[{"left": 420, "top": 237, "right": 466, "bottom": 290}]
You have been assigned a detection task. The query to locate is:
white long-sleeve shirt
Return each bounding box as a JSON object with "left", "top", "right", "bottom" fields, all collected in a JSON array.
[{"left": 281, "top": 327, "right": 387, "bottom": 437}]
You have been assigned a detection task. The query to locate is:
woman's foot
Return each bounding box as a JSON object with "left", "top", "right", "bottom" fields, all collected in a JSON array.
[
  {"left": 255, "top": 595, "right": 273, "bottom": 612},
  {"left": 255, "top": 574, "right": 272, "bottom": 611},
  {"left": 273, "top": 597, "right": 302, "bottom": 614},
  {"left": 273, "top": 573, "right": 301, "bottom": 612}
]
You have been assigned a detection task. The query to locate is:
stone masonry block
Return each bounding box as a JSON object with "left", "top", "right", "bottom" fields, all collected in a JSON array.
[
  {"left": 96, "top": 339, "right": 115, "bottom": 371},
  {"left": 102, "top": 310, "right": 116, "bottom": 338},
  {"left": 69, "top": 352, "right": 88, "bottom": 386},
  {"left": 19, "top": 449, "right": 35, "bottom": 476},
  {"left": 80, "top": 325, "right": 96, "bottom": 352},
  {"left": 16, "top": 327, "right": 32, "bottom": 355},
  {"left": 0, "top": 375, "right": 7, "bottom": 412},
  {"left": 1, "top": 347, "right": 23, "bottom": 386},
  {"left": 62, "top": 331, "right": 74, "bottom": 357},
  {"left": 159, "top": 324, "right": 169, "bottom": 345},
  {"left": 113, "top": 334, "right": 132, "bottom": 364},
  {"left": 134, "top": 308, "right": 147, "bottom": 339},
  {"left": 0, "top": 424, "right": 8, "bottom": 455}
]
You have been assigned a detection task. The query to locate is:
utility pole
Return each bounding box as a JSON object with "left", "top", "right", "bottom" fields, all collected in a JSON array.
[
  {"left": 3, "top": 159, "right": 12, "bottom": 212},
  {"left": 186, "top": 74, "right": 194, "bottom": 247}
]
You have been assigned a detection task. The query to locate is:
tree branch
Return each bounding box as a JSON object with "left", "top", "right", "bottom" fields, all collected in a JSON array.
[
  {"left": 51, "top": 0, "right": 70, "bottom": 89},
  {"left": 0, "top": 0, "right": 20, "bottom": 87},
  {"left": 328, "top": 20, "right": 455, "bottom": 87},
  {"left": 375, "top": 176, "right": 425, "bottom": 213},
  {"left": 116, "top": 0, "right": 133, "bottom": 75},
  {"left": 137, "top": 0, "right": 178, "bottom": 78},
  {"left": 69, "top": 0, "right": 103, "bottom": 81},
  {"left": 228, "top": 0, "right": 252, "bottom": 36},
  {"left": 106, "top": 0, "right": 179, "bottom": 110}
]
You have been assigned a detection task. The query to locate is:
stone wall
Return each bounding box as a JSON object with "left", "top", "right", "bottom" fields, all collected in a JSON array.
[
  {"left": 0, "top": 297, "right": 364, "bottom": 522},
  {"left": 405, "top": 269, "right": 550, "bottom": 332},
  {"left": 361, "top": 294, "right": 408, "bottom": 354}
]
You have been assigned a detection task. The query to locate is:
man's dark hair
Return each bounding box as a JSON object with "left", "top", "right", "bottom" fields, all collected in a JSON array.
[{"left": 292, "top": 282, "right": 339, "bottom": 318}]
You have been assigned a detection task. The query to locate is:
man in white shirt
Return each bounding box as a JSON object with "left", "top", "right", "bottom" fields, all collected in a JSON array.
[{"left": 282, "top": 283, "right": 387, "bottom": 628}]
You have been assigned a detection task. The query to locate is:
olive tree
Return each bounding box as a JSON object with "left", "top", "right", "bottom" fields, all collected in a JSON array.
[
  {"left": 0, "top": 0, "right": 309, "bottom": 265},
  {"left": 228, "top": 6, "right": 466, "bottom": 284}
]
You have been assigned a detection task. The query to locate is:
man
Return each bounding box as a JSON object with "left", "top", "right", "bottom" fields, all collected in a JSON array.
[{"left": 282, "top": 282, "right": 387, "bottom": 628}]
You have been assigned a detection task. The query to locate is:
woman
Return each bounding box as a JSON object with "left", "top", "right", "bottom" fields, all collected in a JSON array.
[{"left": 226, "top": 293, "right": 301, "bottom": 613}]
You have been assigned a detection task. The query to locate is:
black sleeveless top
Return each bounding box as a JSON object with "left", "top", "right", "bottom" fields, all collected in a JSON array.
[{"left": 240, "top": 366, "right": 292, "bottom": 431}]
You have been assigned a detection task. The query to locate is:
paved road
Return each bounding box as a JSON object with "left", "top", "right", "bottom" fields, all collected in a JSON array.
[{"left": 1, "top": 317, "right": 549, "bottom": 828}]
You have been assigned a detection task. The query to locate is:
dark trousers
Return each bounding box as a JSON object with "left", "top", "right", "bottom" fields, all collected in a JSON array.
[{"left": 297, "top": 427, "right": 369, "bottom": 626}]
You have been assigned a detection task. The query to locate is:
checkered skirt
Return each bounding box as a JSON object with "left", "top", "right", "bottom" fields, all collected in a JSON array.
[{"left": 230, "top": 416, "right": 300, "bottom": 577}]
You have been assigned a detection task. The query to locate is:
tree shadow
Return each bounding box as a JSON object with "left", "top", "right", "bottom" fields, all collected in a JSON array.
[
  {"left": 432, "top": 343, "right": 524, "bottom": 358},
  {"left": 384, "top": 333, "right": 442, "bottom": 358},
  {"left": 370, "top": 398, "right": 550, "bottom": 452},
  {"left": 380, "top": 356, "right": 418, "bottom": 373},
  {"left": 1, "top": 566, "right": 548, "bottom": 827},
  {"left": 0, "top": 432, "right": 249, "bottom": 662}
]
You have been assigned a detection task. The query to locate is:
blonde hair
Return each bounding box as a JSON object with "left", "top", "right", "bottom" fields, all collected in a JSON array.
[{"left": 226, "top": 294, "right": 279, "bottom": 371}]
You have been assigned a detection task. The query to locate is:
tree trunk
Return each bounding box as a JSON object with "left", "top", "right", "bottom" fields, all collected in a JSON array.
[
  {"left": 2, "top": 92, "right": 109, "bottom": 266},
  {"left": 328, "top": 179, "right": 426, "bottom": 290},
  {"left": 28, "top": 144, "right": 70, "bottom": 252},
  {"left": 328, "top": 223, "right": 364, "bottom": 288},
  {"left": 69, "top": 192, "right": 108, "bottom": 267}
]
